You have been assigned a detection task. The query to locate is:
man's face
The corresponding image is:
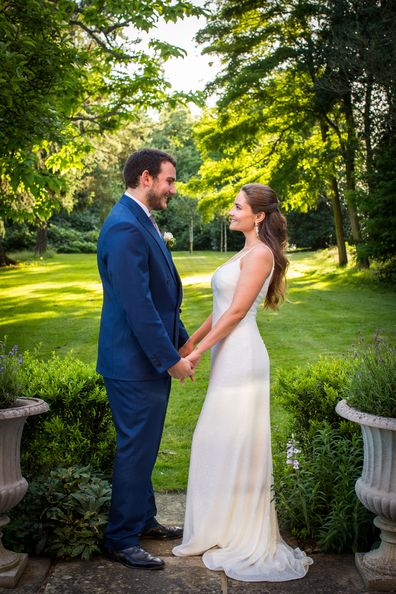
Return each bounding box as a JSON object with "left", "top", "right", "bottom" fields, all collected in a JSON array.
[{"left": 147, "top": 161, "right": 177, "bottom": 211}]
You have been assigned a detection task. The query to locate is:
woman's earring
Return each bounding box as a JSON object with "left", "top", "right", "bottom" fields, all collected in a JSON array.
[{"left": 255, "top": 221, "right": 260, "bottom": 237}]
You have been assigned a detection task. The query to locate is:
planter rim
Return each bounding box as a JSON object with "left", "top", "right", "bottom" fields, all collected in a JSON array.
[
  {"left": 0, "top": 397, "right": 49, "bottom": 420},
  {"left": 336, "top": 399, "right": 396, "bottom": 430}
]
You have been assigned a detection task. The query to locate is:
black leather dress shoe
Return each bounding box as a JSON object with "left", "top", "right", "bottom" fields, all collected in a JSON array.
[
  {"left": 141, "top": 522, "right": 183, "bottom": 540},
  {"left": 105, "top": 545, "right": 165, "bottom": 569}
]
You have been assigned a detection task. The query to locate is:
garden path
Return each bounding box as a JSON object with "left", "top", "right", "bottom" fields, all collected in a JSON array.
[{"left": 0, "top": 493, "right": 370, "bottom": 594}]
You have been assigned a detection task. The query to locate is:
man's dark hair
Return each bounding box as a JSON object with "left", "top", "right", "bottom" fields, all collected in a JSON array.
[{"left": 123, "top": 148, "right": 176, "bottom": 188}]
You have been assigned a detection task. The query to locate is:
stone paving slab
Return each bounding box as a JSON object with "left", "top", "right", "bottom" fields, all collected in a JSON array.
[
  {"left": 0, "top": 549, "right": 373, "bottom": 594},
  {"left": 0, "top": 493, "right": 379, "bottom": 594},
  {"left": 38, "top": 553, "right": 368, "bottom": 594},
  {"left": 41, "top": 557, "right": 222, "bottom": 594}
]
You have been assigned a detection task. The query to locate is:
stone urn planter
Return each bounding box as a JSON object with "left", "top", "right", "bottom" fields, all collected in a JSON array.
[
  {"left": 336, "top": 399, "right": 396, "bottom": 592},
  {"left": 0, "top": 397, "right": 49, "bottom": 588}
]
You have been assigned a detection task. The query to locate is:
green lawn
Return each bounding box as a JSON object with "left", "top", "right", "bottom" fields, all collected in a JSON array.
[{"left": 1, "top": 249, "right": 395, "bottom": 489}]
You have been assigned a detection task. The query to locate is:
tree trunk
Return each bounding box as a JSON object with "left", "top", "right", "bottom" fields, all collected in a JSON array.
[
  {"left": 329, "top": 177, "right": 348, "bottom": 266},
  {"left": 35, "top": 225, "right": 48, "bottom": 256},
  {"left": 343, "top": 94, "right": 370, "bottom": 268},
  {"left": 220, "top": 217, "right": 224, "bottom": 252},
  {"left": 189, "top": 216, "right": 194, "bottom": 255},
  {"left": 0, "top": 241, "right": 16, "bottom": 266},
  {"left": 364, "top": 75, "right": 374, "bottom": 193},
  {"left": 319, "top": 122, "right": 348, "bottom": 266}
]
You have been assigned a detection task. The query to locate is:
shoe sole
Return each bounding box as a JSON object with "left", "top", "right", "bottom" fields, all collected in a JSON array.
[{"left": 118, "top": 560, "right": 165, "bottom": 570}]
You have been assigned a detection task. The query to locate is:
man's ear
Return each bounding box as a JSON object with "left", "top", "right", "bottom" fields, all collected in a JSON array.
[{"left": 141, "top": 169, "right": 152, "bottom": 187}]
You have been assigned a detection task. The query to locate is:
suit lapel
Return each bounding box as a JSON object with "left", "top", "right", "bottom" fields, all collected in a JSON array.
[{"left": 119, "top": 195, "right": 178, "bottom": 285}]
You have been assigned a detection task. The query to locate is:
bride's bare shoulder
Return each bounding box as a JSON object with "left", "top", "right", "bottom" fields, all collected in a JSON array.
[
  {"left": 249, "top": 243, "right": 273, "bottom": 261},
  {"left": 241, "top": 243, "right": 273, "bottom": 270}
]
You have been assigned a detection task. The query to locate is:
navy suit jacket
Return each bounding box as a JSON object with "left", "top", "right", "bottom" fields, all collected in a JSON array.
[{"left": 97, "top": 195, "right": 189, "bottom": 381}]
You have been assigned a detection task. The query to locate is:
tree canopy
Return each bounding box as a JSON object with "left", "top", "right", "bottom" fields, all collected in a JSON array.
[
  {"left": 0, "top": 0, "right": 202, "bottom": 245},
  {"left": 187, "top": 0, "right": 396, "bottom": 266}
]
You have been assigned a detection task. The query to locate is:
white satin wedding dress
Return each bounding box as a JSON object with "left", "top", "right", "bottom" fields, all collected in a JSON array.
[{"left": 173, "top": 247, "right": 313, "bottom": 582}]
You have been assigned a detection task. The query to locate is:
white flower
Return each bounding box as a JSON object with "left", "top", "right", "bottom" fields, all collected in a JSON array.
[
  {"left": 286, "top": 435, "right": 301, "bottom": 471},
  {"left": 163, "top": 232, "right": 176, "bottom": 248}
]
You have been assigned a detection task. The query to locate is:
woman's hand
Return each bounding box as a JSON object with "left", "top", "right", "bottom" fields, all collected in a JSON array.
[
  {"left": 179, "top": 338, "right": 195, "bottom": 358},
  {"left": 186, "top": 348, "right": 202, "bottom": 368}
]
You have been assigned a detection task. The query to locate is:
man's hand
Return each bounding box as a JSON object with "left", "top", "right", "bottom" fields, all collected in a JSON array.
[
  {"left": 167, "top": 357, "right": 195, "bottom": 381},
  {"left": 179, "top": 338, "right": 195, "bottom": 358}
]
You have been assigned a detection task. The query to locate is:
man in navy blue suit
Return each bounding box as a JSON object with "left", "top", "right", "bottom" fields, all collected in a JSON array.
[{"left": 97, "top": 148, "right": 194, "bottom": 569}]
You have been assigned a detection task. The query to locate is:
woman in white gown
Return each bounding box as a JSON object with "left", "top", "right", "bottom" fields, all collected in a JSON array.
[{"left": 172, "top": 183, "right": 312, "bottom": 582}]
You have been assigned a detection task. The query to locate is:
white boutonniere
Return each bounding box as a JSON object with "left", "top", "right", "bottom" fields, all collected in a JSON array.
[{"left": 163, "top": 231, "right": 176, "bottom": 248}]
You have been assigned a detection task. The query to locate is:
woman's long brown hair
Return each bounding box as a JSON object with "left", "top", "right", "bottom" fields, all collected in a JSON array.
[{"left": 241, "top": 183, "right": 288, "bottom": 310}]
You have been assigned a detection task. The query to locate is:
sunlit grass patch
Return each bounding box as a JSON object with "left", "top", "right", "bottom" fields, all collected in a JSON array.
[{"left": 1, "top": 249, "right": 395, "bottom": 490}]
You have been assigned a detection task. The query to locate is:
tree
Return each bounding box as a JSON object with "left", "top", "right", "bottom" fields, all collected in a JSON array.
[
  {"left": 147, "top": 107, "right": 203, "bottom": 252},
  {"left": 190, "top": 0, "right": 395, "bottom": 266},
  {"left": 0, "top": 0, "right": 202, "bottom": 263}
]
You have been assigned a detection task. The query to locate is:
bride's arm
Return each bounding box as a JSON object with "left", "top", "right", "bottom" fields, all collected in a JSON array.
[
  {"left": 187, "top": 248, "right": 273, "bottom": 365},
  {"left": 179, "top": 314, "right": 213, "bottom": 357}
]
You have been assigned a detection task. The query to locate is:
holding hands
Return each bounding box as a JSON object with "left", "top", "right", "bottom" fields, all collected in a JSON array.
[
  {"left": 179, "top": 338, "right": 202, "bottom": 370},
  {"left": 167, "top": 357, "right": 195, "bottom": 382},
  {"left": 167, "top": 338, "right": 203, "bottom": 384}
]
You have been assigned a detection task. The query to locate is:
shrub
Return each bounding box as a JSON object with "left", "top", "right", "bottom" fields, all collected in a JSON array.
[
  {"left": 344, "top": 335, "right": 396, "bottom": 417},
  {"left": 272, "top": 353, "right": 378, "bottom": 553},
  {"left": 273, "top": 355, "right": 358, "bottom": 442},
  {"left": 4, "top": 466, "right": 111, "bottom": 560},
  {"left": 20, "top": 351, "right": 115, "bottom": 478},
  {"left": 3, "top": 222, "right": 36, "bottom": 251},
  {"left": 273, "top": 423, "right": 376, "bottom": 553},
  {"left": 48, "top": 224, "right": 97, "bottom": 253}
]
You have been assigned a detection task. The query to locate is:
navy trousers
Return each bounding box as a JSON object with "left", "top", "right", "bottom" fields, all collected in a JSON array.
[{"left": 103, "top": 376, "right": 171, "bottom": 550}]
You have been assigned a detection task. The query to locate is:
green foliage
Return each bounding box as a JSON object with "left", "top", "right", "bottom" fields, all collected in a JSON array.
[
  {"left": 287, "top": 197, "right": 347, "bottom": 250},
  {"left": 3, "top": 223, "right": 36, "bottom": 252},
  {"left": 360, "top": 139, "right": 396, "bottom": 268},
  {"left": 147, "top": 107, "right": 203, "bottom": 184},
  {"left": 4, "top": 466, "right": 111, "bottom": 560},
  {"left": 192, "top": 0, "right": 396, "bottom": 264},
  {"left": 20, "top": 351, "right": 115, "bottom": 477},
  {"left": 273, "top": 352, "right": 378, "bottom": 552},
  {"left": 0, "top": 338, "right": 24, "bottom": 408},
  {"left": 48, "top": 224, "right": 98, "bottom": 253},
  {"left": 0, "top": 0, "right": 203, "bottom": 232},
  {"left": 274, "top": 424, "right": 376, "bottom": 553},
  {"left": 344, "top": 336, "right": 396, "bottom": 418},
  {"left": 273, "top": 355, "right": 357, "bottom": 441}
]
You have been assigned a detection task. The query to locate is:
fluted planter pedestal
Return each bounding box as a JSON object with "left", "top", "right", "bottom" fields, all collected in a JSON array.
[
  {"left": 336, "top": 400, "right": 396, "bottom": 592},
  {"left": 0, "top": 397, "right": 49, "bottom": 588}
]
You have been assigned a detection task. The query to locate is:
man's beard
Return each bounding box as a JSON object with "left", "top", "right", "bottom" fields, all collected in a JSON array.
[{"left": 147, "top": 188, "right": 170, "bottom": 210}]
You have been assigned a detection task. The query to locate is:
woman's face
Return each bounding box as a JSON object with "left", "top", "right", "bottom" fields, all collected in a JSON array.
[{"left": 228, "top": 190, "right": 255, "bottom": 233}]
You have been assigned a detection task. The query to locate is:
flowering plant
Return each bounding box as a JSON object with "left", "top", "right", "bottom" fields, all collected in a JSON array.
[
  {"left": 0, "top": 338, "right": 24, "bottom": 408},
  {"left": 286, "top": 434, "right": 301, "bottom": 470},
  {"left": 163, "top": 231, "right": 176, "bottom": 248}
]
